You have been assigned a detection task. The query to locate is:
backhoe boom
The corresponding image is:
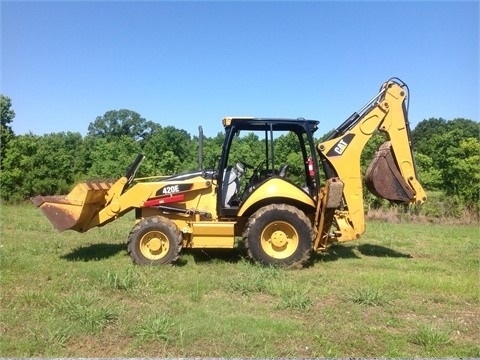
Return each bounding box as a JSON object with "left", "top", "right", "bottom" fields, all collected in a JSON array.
[{"left": 315, "top": 79, "right": 426, "bottom": 246}]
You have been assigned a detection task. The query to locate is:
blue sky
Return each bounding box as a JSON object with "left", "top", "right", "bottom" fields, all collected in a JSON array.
[{"left": 1, "top": 1, "right": 479, "bottom": 138}]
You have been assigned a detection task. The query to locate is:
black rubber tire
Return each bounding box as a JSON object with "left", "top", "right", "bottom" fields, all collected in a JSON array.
[
  {"left": 243, "top": 204, "right": 313, "bottom": 268},
  {"left": 127, "top": 216, "right": 183, "bottom": 265}
]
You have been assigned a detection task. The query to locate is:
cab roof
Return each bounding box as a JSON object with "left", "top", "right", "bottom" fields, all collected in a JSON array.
[{"left": 222, "top": 117, "right": 320, "bottom": 133}]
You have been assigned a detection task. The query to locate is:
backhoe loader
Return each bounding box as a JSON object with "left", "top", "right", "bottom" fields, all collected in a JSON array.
[{"left": 32, "top": 78, "right": 427, "bottom": 268}]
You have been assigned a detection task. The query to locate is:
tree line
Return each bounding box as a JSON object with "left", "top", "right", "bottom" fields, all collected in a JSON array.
[{"left": 1, "top": 94, "right": 478, "bottom": 218}]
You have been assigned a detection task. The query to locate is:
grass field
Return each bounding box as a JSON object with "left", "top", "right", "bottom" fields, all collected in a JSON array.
[{"left": 1, "top": 204, "right": 478, "bottom": 357}]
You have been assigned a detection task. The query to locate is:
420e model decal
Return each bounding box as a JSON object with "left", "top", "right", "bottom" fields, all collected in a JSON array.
[{"left": 155, "top": 183, "right": 192, "bottom": 196}]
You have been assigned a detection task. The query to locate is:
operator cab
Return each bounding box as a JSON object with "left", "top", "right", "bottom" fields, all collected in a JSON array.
[{"left": 217, "top": 117, "right": 320, "bottom": 217}]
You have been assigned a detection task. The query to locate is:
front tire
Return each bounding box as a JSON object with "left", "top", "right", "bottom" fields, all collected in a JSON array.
[
  {"left": 127, "top": 216, "right": 182, "bottom": 265},
  {"left": 243, "top": 204, "right": 313, "bottom": 268}
]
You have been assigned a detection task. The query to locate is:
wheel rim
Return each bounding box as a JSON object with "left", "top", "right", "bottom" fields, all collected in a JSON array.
[
  {"left": 260, "top": 221, "right": 298, "bottom": 259},
  {"left": 139, "top": 230, "right": 170, "bottom": 260}
]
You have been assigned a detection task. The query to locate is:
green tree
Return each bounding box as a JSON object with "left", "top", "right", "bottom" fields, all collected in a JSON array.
[
  {"left": 414, "top": 153, "right": 443, "bottom": 191},
  {"left": 411, "top": 117, "right": 449, "bottom": 156},
  {"left": 87, "top": 109, "right": 160, "bottom": 143},
  {"left": 412, "top": 117, "right": 479, "bottom": 163},
  {"left": 158, "top": 150, "right": 181, "bottom": 175},
  {"left": 35, "top": 132, "right": 84, "bottom": 192},
  {"left": 446, "top": 118, "right": 479, "bottom": 139},
  {"left": 0, "top": 134, "right": 38, "bottom": 202},
  {"left": 411, "top": 118, "right": 479, "bottom": 214},
  {"left": 200, "top": 132, "right": 225, "bottom": 170},
  {"left": 0, "top": 95, "right": 15, "bottom": 169},
  {"left": 141, "top": 126, "right": 194, "bottom": 175},
  {"left": 274, "top": 132, "right": 305, "bottom": 185},
  {"left": 442, "top": 137, "right": 480, "bottom": 209},
  {"left": 228, "top": 132, "right": 264, "bottom": 168},
  {"left": 87, "top": 136, "right": 142, "bottom": 178},
  {"left": 0, "top": 132, "right": 85, "bottom": 202}
]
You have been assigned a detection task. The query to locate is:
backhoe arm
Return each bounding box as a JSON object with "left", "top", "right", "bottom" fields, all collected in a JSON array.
[{"left": 315, "top": 79, "right": 426, "bottom": 245}]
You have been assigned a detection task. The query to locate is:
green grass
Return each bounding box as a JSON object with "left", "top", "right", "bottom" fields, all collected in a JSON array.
[
  {"left": 347, "top": 287, "right": 392, "bottom": 307},
  {"left": 1, "top": 204, "right": 479, "bottom": 357},
  {"left": 410, "top": 325, "right": 452, "bottom": 350}
]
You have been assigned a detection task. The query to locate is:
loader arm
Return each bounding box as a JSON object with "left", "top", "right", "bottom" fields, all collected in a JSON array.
[{"left": 315, "top": 79, "right": 426, "bottom": 246}]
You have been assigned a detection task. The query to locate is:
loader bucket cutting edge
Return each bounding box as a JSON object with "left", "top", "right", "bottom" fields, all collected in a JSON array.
[
  {"left": 31, "top": 180, "right": 116, "bottom": 232},
  {"left": 365, "top": 141, "right": 415, "bottom": 203}
]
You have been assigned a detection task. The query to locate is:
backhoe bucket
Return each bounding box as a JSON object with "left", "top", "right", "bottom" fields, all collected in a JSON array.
[
  {"left": 31, "top": 180, "right": 116, "bottom": 232},
  {"left": 365, "top": 142, "right": 414, "bottom": 203}
]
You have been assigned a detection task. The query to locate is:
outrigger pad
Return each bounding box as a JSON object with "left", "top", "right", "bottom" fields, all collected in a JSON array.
[{"left": 365, "top": 141, "right": 414, "bottom": 204}]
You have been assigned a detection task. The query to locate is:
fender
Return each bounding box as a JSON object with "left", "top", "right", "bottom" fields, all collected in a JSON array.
[{"left": 237, "top": 178, "right": 315, "bottom": 217}]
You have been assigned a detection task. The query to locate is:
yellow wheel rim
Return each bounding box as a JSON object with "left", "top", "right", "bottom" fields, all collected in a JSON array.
[
  {"left": 139, "top": 230, "right": 170, "bottom": 260},
  {"left": 260, "top": 221, "right": 298, "bottom": 259}
]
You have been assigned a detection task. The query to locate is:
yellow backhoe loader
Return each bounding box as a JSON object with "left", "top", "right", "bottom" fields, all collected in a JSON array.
[{"left": 32, "top": 78, "right": 427, "bottom": 268}]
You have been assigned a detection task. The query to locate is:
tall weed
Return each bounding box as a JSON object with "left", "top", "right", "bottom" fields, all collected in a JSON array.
[
  {"left": 103, "top": 267, "right": 135, "bottom": 290},
  {"left": 347, "top": 288, "right": 391, "bottom": 307},
  {"left": 134, "top": 313, "right": 175, "bottom": 342},
  {"left": 276, "top": 286, "right": 312, "bottom": 310},
  {"left": 410, "top": 325, "right": 452, "bottom": 350},
  {"left": 57, "top": 294, "right": 117, "bottom": 333},
  {"left": 227, "top": 263, "right": 283, "bottom": 295}
]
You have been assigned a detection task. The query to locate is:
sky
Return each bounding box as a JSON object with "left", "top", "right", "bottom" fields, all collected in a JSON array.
[{"left": 1, "top": 1, "right": 479, "bottom": 139}]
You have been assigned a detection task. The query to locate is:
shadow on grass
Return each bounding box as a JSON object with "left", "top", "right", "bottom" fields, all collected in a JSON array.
[
  {"left": 183, "top": 248, "right": 245, "bottom": 265},
  {"left": 61, "top": 243, "right": 126, "bottom": 262},
  {"left": 61, "top": 244, "right": 244, "bottom": 265},
  {"left": 312, "top": 244, "right": 361, "bottom": 263},
  {"left": 312, "top": 243, "right": 412, "bottom": 264},
  {"left": 357, "top": 244, "right": 412, "bottom": 258},
  {"left": 60, "top": 242, "right": 411, "bottom": 265}
]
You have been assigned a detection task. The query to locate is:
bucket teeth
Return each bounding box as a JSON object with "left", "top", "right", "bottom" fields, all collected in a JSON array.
[{"left": 84, "top": 180, "right": 116, "bottom": 190}]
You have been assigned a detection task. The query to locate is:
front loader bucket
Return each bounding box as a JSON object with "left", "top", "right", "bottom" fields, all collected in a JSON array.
[
  {"left": 31, "top": 180, "right": 116, "bottom": 232},
  {"left": 365, "top": 141, "right": 414, "bottom": 203}
]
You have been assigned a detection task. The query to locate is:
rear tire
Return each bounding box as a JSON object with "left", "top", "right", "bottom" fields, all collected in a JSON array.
[
  {"left": 243, "top": 204, "right": 313, "bottom": 268},
  {"left": 127, "top": 216, "right": 182, "bottom": 265}
]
